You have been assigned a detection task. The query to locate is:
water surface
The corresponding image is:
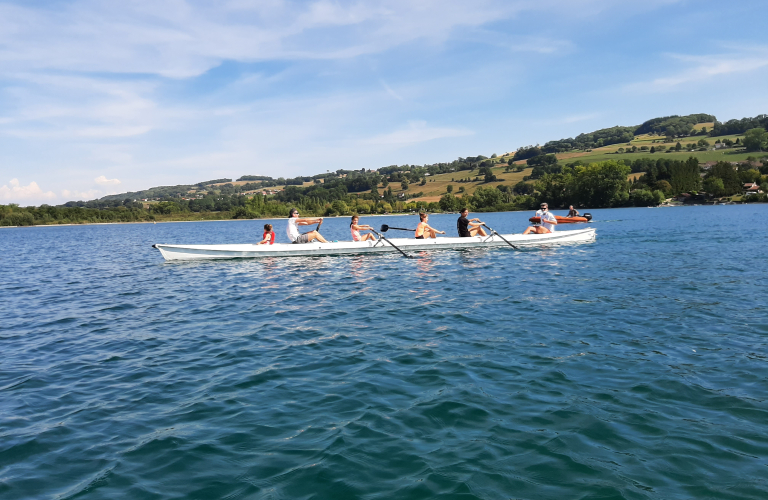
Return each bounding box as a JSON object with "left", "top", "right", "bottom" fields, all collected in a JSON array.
[{"left": 2, "top": 206, "right": 767, "bottom": 499}]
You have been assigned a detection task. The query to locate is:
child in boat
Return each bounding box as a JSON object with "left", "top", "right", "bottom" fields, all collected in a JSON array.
[
  {"left": 415, "top": 213, "right": 445, "bottom": 239},
  {"left": 258, "top": 224, "right": 276, "bottom": 245},
  {"left": 350, "top": 216, "right": 377, "bottom": 242}
]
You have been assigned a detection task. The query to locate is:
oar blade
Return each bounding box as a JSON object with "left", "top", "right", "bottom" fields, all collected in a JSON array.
[{"left": 380, "top": 224, "right": 389, "bottom": 232}]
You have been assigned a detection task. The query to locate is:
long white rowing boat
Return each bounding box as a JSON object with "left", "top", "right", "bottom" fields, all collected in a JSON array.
[{"left": 152, "top": 227, "right": 595, "bottom": 261}]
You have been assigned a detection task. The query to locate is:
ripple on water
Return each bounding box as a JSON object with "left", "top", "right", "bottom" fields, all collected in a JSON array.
[{"left": 1, "top": 207, "right": 768, "bottom": 499}]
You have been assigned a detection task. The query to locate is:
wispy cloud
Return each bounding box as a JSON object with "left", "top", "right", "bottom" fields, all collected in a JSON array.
[
  {"left": 380, "top": 80, "right": 404, "bottom": 101},
  {"left": 625, "top": 46, "right": 768, "bottom": 92},
  {"left": 363, "top": 121, "right": 473, "bottom": 146}
]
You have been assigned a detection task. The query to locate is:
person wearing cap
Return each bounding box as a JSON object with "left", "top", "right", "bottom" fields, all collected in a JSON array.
[
  {"left": 523, "top": 202, "right": 558, "bottom": 234},
  {"left": 286, "top": 208, "right": 328, "bottom": 243}
]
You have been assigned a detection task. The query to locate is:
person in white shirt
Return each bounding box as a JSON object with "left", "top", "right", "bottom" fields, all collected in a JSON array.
[
  {"left": 523, "top": 202, "right": 558, "bottom": 234},
  {"left": 286, "top": 208, "right": 328, "bottom": 243}
]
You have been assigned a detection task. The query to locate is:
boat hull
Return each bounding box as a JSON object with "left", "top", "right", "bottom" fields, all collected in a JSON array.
[{"left": 153, "top": 228, "right": 596, "bottom": 261}]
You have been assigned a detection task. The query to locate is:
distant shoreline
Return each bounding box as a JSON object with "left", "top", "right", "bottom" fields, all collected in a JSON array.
[{"left": 0, "top": 212, "right": 415, "bottom": 229}]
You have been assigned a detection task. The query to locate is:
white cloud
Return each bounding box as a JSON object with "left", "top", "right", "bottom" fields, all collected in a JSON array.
[
  {"left": 0, "top": 178, "right": 57, "bottom": 202},
  {"left": 625, "top": 47, "right": 768, "bottom": 93},
  {"left": 364, "top": 121, "right": 473, "bottom": 146},
  {"left": 94, "top": 175, "right": 122, "bottom": 186},
  {"left": 0, "top": 1, "right": 523, "bottom": 78},
  {"left": 0, "top": 0, "right": 649, "bottom": 79}
]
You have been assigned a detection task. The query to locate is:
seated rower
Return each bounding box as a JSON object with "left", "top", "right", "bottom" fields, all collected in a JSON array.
[
  {"left": 257, "top": 223, "right": 275, "bottom": 245},
  {"left": 415, "top": 213, "right": 445, "bottom": 239},
  {"left": 350, "top": 215, "right": 377, "bottom": 242},
  {"left": 286, "top": 208, "right": 328, "bottom": 244},
  {"left": 566, "top": 205, "right": 580, "bottom": 217},
  {"left": 523, "top": 202, "right": 557, "bottom": 234},
  {"left": 457, "top": 208, "right": 488, "bottom": 237}
]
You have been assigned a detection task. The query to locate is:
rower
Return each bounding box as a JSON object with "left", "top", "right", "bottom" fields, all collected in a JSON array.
[
  {"left": 457, "top": 208, "right": 487, "bottom": 237},
  {"left": 350, "top": 215, "right": 377, "bottom": 242},
  {"left": 286, "top": 208, "right": 328, "bottom": 243},
  {"left": 523, "top": 202, "right": 557, "bottom": 235},
  {"left": 415, "top": 213, "right": 445, "bottom": 239}
]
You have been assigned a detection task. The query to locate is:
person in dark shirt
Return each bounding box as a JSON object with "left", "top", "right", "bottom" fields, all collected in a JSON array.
[
  {"left": 457, "top": 208, "right": 488, "bottom": 237},
  {"left": 567, "top": 205, "right": 580, "bottom": 217}
]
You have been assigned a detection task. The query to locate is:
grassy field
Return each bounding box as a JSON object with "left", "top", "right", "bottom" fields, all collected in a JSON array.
[
  {"left": 204, "top": 126, "right": 762, "bottom": 203},
  {"left": 496, "top": 130, "right": 759, "bottom": 168}
]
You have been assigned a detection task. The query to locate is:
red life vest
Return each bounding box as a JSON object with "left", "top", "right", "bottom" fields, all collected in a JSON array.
[{"left": 263, "top": 231, "right": 275, "bottom": 245}]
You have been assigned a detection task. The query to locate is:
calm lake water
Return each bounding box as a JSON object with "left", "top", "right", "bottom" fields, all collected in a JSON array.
[{"left": 2, "top": 206, "right": 767, "bottom": 500}]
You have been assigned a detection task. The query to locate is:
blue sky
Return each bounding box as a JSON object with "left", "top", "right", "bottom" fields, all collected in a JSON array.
[{"left": 1, "top": 0, "right": 767, "bottom": 205}]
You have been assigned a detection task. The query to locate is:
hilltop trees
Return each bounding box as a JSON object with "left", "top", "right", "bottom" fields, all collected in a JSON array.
[
  {"left": 512, "top": 145, "right": 541, "bottom": 162},
  {"left": 710, "top": 114, "right": 768, "bottom": 136}
]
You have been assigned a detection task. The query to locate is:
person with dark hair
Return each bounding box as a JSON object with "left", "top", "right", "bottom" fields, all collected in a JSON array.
[
  {"left": 286, "top": 208, "right": 328, "bottom": 243},
  {"left": 350, "top": 215, "right": 377, "bottom": 242},
  {"left": 257, "top": 223, "right": 275, "bottom": 245},
  {"left": 456, "top": 208, "right": 487, "bottom": 237},
  {"left": 523, "top": 202, "right": 557, "bottom": 235},
  {"left": 415, "top": 213, "right": 445, "bottom": 239}
]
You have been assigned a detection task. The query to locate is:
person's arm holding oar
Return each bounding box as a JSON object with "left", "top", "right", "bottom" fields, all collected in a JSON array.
[
  {"left": 286, "top": 208, "right": 328, "bottom": 244},
  {"left": 415, "top": 213, "right": 445, "bottom": 239}
]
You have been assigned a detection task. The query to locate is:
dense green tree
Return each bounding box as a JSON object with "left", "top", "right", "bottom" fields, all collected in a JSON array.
[
  {"left": 512, "top": 145, "right": 542, "bottom": 161},
  {"left": 654, "top": 180, "right": 672, "bottom": 195},
  {"left": 572, "top": 161, "right": 631, "bottom": 207},
  {"left": 703, "top": 177, "right": 725, "bottom": 197},
  {"left": 710, "top": 114, "right": 768, "bottom": 136},
  {"left": 470, "top": 186, "right": 504, "bottom": 209},
  {"left": 743, "top": 128, "right": 767, "bottom": 152},
  {"left": 446, "top": 184, "right": 454, "bottom": 193},
  {"left": 526, "top": 154, "right": 558, "bottom": 168},
  {"left": 439, "top": 193, "right": 462, "bottom": 212},
  {"left": 705, "top": 162, "right": 742, "bottom": 195}
]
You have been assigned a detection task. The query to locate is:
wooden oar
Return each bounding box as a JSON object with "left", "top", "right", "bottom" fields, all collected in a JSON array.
[
  {"left": 380, "top": 224, "right": 416, "bottom": 232},
  {"left": 482, "top": 223, "right": 518, "bottom": 250},
  {"left": 371, "top": 229, "right": 412, "bottom": 258}
]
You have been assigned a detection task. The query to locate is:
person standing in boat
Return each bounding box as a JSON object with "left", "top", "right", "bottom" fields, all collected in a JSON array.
[
  {"left": 566, "top": 205, "right": 580, "bottom": 217},
  {"left": 523, "top": 202, "right": 557, "bottom": 234},
  {"left": 350, "top": 215, "right": 377, "bottom": 242},
  {"left": 286, "top": 208, "right": 328, "bottom": 243},
  {"left": 456, "top": 208, "right": 487, "bottom": 237},
  {"left": 415, "top": 213, "right": 445, "bottom": 239}
]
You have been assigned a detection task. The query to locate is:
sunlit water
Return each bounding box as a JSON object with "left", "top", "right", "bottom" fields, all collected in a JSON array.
[{"left": 2, "top": 206, "right": 767, "bottom": 499}]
